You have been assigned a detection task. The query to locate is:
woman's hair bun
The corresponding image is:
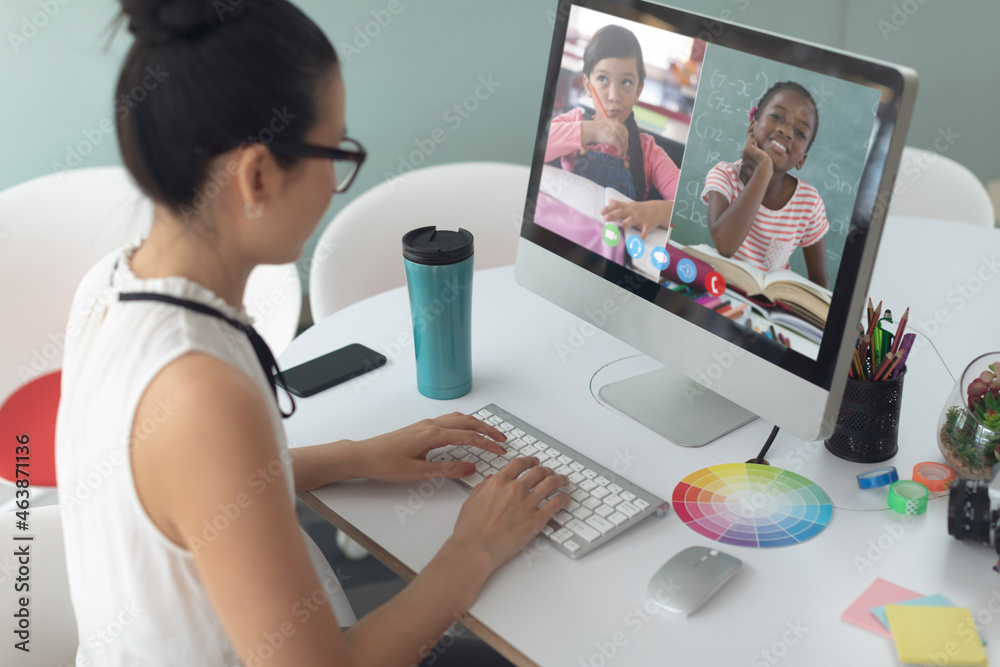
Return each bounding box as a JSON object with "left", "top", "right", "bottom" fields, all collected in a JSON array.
[{"left": 121, "top": 0, "right": 247, "bottom": 45}]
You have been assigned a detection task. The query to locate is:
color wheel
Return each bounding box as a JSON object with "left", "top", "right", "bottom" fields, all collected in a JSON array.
[{"left": 672, "top": 463, "right": 833, "bottom": 547}]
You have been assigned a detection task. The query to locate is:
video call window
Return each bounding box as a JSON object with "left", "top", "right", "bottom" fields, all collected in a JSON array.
[{"left": 535, "top": 6, "right": 880, "bottom": 361}]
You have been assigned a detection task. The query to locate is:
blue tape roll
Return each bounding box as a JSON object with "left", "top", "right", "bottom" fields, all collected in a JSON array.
[{"left": 857, "top": 466, "right": 899, "bottom": 489}]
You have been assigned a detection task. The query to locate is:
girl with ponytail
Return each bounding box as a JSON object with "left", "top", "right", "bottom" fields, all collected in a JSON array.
[
  {"left": 56, "top": 2, "right": 564, "bottom": 665},
  {"left": 545, "top": 24, "right": 680, "bottom": 239}
]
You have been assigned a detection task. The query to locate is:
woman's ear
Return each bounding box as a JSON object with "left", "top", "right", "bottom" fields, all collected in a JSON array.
[{"left": 233, "top": 144, "right": 271, "bottom": 211}]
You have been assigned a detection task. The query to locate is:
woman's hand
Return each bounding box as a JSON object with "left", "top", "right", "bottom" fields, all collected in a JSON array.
[
  {"left": 602, "top": 199, "right": 673, "bottom": 239},
  {"left": 450, "top": 457, "right": 570, "bottom": 571},
  {"left": 582, "top": 118, "right": 629, "bottom": 155},
  {"left": 739, "top": 124, "right": 773, "bottom": 185},
  {"left": 355, "top": 412, "right": 508, "bottom": 483}
]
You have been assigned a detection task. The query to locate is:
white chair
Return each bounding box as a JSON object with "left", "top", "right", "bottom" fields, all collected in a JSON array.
[
  {"left": 0, "top": 506, "right": 77, "bottom": 666},
  {"left": 0, "top": 167, "right": 302, "bottom": 512},
  {"left": 309, "top": 161, "right": 530, "bottom": 321},
  {"left": 888, "top": 147, "right": 996, "bottom": 225}
]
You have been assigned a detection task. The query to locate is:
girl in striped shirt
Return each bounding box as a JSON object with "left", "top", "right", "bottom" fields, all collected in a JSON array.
[{"left": 702, "top": 82, "right": 830, "bottom": 288}]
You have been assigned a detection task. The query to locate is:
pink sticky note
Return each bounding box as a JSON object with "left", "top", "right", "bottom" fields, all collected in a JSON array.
[{"left": 841, "top": 578, "right": 922, "bottom": 638}]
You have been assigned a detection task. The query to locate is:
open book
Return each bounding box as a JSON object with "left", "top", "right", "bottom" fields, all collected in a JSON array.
[
  {"left": 682, "top": 244, "right": 831, "bottom": 326},
  {"left": 539, "top": 166, "right": 672, "bottom": 281}
]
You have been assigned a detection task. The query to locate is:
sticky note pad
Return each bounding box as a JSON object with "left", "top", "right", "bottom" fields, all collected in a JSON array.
[
  {"left": 886, "top": 605, "right": 987, "bottom": 666},
  {"left": 842, "top": 578, "right": 922, "bottom": 638}
]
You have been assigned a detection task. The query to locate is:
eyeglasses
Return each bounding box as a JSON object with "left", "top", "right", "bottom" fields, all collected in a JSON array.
[{"left": 269, "top": 137, "right": 367, "bottom": 193}]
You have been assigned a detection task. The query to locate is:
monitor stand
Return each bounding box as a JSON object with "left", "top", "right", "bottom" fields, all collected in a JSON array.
[{"left": 597, "top": 362, "right": 756, "bottom": 447}]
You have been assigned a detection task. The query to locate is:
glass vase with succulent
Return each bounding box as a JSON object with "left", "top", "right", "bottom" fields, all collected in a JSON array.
[{"left": 938, "top": 354, "right": 1000, "bottom": 480}]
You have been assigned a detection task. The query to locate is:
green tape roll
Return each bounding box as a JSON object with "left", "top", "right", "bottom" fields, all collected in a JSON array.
[{"left": 888, "top": 480, "right": 929, "bottom": 515}]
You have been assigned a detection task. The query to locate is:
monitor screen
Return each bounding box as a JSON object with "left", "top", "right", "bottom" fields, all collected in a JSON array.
[{"left": 517, "top": 0, "right": 916, "bottom": 443}]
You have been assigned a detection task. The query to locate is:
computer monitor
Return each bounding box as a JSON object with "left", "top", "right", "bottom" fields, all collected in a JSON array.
[{"left": 515, "top": 0, "right": 917, "bottom": 445}]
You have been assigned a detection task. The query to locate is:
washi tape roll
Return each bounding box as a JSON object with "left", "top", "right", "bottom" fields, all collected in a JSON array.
[
  {"left": 912, "top": 462, "right": 954, "bottom": 492},
  {"left": 857, "top": 466, "right": 899, "bottom": 489},
  {"left": 888, "top": 480, "right": 929, "bottom": 516}
]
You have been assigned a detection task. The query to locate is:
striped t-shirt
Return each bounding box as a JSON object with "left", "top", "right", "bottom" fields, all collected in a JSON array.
[{"left": 701, "top": 160, "right": 829, "bottom": 272}]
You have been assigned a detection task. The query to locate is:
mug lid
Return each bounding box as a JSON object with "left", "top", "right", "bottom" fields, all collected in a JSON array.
[{"left": 402, "top": 226, "right": 474, "bottom": 265}]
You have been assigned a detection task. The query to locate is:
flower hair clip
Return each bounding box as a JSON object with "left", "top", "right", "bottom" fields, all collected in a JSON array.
[{"left": 748, "top": 105, "right": 757, "bottom": 122}]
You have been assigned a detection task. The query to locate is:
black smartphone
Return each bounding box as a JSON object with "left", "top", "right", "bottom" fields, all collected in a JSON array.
[{"left": 279, "top": 343, "right": 387, "bottom": 397}]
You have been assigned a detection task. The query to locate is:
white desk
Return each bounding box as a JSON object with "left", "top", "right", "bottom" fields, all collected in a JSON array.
[{"left": 281, "top": 216, "right": 1000, "bottom": 666}]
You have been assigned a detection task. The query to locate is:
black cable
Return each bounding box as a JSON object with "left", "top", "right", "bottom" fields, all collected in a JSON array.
[{"left": 754, "top": 425, "right": 780, "bottom": 464}]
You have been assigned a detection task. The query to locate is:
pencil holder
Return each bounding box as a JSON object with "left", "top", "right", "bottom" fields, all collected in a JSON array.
[{"left": 825, "top": 368, "right": 906, "bottom": 463}]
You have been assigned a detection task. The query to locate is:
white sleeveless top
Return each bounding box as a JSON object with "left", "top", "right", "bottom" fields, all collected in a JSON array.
[{"left": 55, "top": 243, "right": 354, "bottom": 667}]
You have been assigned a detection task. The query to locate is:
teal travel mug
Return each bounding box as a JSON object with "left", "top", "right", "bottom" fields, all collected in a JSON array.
[{"left": 402, "top": 226, "right": 474, "bottom": 399}]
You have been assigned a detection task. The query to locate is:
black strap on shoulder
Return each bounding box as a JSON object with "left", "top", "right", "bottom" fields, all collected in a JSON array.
[{"left": 118, "top": 292, "right": 296, "bottom": 418}]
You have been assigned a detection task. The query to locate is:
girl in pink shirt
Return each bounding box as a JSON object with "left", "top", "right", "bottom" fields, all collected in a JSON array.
[{"left": 545, "top": 25, "right": 680, "bottom": 239}]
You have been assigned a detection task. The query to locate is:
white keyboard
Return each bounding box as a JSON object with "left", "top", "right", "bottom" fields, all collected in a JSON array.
[{"left": 428, "top": 404, "right": 669, "bottom": 558}]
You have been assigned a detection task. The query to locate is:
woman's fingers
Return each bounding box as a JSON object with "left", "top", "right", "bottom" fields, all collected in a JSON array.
[{"left": 528, "top": 473, "right": 569, "bottom": 502}]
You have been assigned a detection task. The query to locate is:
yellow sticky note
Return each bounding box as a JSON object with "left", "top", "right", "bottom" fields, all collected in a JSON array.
[{"left": 886, "top": 605, "right": 987, "bottom": 666}]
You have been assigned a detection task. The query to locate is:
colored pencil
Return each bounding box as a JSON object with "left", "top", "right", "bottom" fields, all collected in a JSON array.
[
  {"left": 890, "top": 307, "right": 909, "bottom": 354},
  {"left": 589, "top": 81, "right": 609, "bottom": 119},
  {"left": 872, "top": 352, "right": 895, "bottom": 381}
]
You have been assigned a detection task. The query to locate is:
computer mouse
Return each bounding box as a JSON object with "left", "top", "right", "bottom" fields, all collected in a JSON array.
[{"left": 646, "top": 546, "right": 742, "bottom": 616}]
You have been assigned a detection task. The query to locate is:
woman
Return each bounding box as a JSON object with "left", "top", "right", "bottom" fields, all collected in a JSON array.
[{"left": 55, "top": 1, "right": 569, "bottom": 665}]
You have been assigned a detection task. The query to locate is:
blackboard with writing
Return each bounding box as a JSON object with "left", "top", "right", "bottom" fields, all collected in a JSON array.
[{"left": 669, "top": 44, "right": 880, "bottom": 286}]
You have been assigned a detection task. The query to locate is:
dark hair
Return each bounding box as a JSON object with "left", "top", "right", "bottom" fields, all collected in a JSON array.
[
  {"left": 115, "top": 0, "right": 338, "bottom": 216},
  {"left": 752, "top": 81, "right": 819, "bottom": 152},
  {"left": 582, "top": 25, "right": 647, "bottom": 200}
]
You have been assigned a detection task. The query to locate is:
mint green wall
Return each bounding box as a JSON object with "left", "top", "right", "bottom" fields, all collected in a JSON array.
[{"left": 2, "top": 0, "right": 997, "bottom": 290}]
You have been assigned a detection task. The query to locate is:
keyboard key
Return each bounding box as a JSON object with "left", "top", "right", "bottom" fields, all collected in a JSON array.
[
  {"left": 520, "top": 445, "right": 538, "bottom": 457},
  {"left": 475, "top": 461, "right": 491, "bottom": 474},
  {"left": 579, "top": 479, "right": 597, "bottom": 492},
  {"left": 521, "top": 435, "right": 537, "bottom": 445},
  {"left": 552, "top": 528, "right": 574, "bottom": 544},
  {"left": 552, "top": 510, "right": 573, "bottom": 526},
  {"left": 535, "top": 442, "right": 548, "bottom": 451},
  {"left": 572, "top": 507, "right": 593, "bottom": 521},
  {"left": 451, "top": 447, "right": 469, "bottom": 458},
  {"left": 570, "top": 489, "right": 589, "bottom": 503},
  {"left": 499, "top": 421, "right": 514, "bottom": 432},
  {"left": 488, "top": 416, "right": 503, "bottom": 425},
  {"left": 586, "top": 515, "right": 614, "bottom": 535},
  {"left": 563, "top": 540, "right": 580, "bottom": 554},
  {"left": 608, "top": 511, "right": 628, "bottom": 526},
  {"left": 608, "top": 483, "right": 623, "bottom": 494},
  {"left": 477, "top": 409, "right": 492, "bottom": 418},
  {"left": 634, "top": 498, "right": 650, "bottom": 510},
  {"left": 557, "top": 455, "right": 572, "bottom": 465},
  {"left": 594, "top": 504, "right": 614, "bottom": 518},
  {"left": 511, "top": 428, "right": 525, "bottom": 438},
  {"left": 473, "top": 414, "right": 485, "bottom": 421},
  {"left": 604, "top": 494, "right": 623, "bottom": 507},
  {"left": 479, "top": 451, "right": 498, "bottom": 463},
  {"left": 618, "top": 501, "right": 640, "bottom": 518},
  {"left": 466, "top": 473, "right": 486, "bottom": 486},
  {"left": 582, "top": 469, "right": 598, "bottom": 479},
  {"left": 570, "top": 462, "right": 586, "bottom": 473},
  {"left": 507, "top": 439, "right": 526, "bottom": 451},
  {"left": 492, "top": 458, "right": 509, "bottom": 471},
  {"left": 566, "top": 519, "right": 601, "bottom": 543},
  {"left": 545, "top": 447, "right": 561, "bottom": 458},
  {"left": 534, "top": 450, "right": 551, "bottom": 462},
  {"left": 566, "top": 499, "right": 581, "bottom": 512},
  {"left": 621, "top": 491, "right": 636, "bottom": 502},
  {"left": 541, "top": 525, "right": 554, "bottom": 537},
  {"left": 582, "top": 497, "right": 601, "bottom": 510},
  {"left": 502, "top": 449, "right": 518, "bottom": 460},
  {"left": 461, "top": 454, "right": 478, "bottom": 465},
  {"left": 591, "top": 486, "right": 611, "bottom": 500},
  {"left": 595, "top": 476, "right": 610, "bottom": 486},
  {"left": 555, "top": 465, "right": 573, "bottom": 476},
  {"left": 542, "top": 458, "right": 560, "bottom": 470},
  {"left": 568, "top": 472, "right": 585, "bottom": 485}
]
